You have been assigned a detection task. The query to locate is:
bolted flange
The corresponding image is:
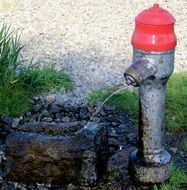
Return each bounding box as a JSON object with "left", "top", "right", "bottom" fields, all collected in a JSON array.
[{"left": 129, "top": 150, "right": 172, "bottom": 184}]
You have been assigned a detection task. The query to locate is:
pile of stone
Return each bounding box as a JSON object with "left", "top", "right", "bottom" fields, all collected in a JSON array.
[{"left": 0, "top": 97, "right": 139, "bottom": 189}]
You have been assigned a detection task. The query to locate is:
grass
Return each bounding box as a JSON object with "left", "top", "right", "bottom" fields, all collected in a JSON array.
[
  {"left": 88, "top": 87, "right": 139, "bottom": 120},
  {"left": 166, "top": 72, "right": 187, "bottom": 132},
  {"left": 153, "top": 167, "right": 187, "bottom": 190},
  {"left": 88, "top": 72, "right": 187, "bottom": 133},
  {"left": 0, "top": 24, "right": 73, "bottom": 117}
]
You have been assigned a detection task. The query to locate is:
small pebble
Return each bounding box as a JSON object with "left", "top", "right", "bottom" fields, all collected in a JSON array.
[
  {"left": 169, "top": 147, "right": 178, "bottom": 154},
  {"left": 11, "top": 118, "right": 21, "bottom": 129},
  {"left": 62, "top": 117, "right": 71, "bottom": 123}
]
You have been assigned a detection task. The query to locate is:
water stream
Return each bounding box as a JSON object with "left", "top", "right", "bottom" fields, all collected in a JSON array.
[{"left": 85, "top": 87, "right": 127, "bottom": 128}]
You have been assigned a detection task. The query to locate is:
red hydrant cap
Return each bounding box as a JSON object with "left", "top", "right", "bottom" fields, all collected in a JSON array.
[
  {"left": 136, "top": 3, "right": 175, "bottom": 25},
  {"left": 131, "top": 4, "right": 177, "bottom": 51}
]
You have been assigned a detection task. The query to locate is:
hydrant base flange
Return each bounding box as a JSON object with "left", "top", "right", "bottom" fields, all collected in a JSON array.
[{"left": 129, "top": 150, "right": 172, "bottom": 184}]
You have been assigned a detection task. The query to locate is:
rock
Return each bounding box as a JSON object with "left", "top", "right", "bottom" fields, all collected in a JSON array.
[
  {"left": 107, "top": 150, "right": 130, "bottom": 174},
  {"left": 116, "top": 124, "right": 127, "bottom": 134},
  {"left": 55, "top": 113, "right": 62, "bottom": 119},
  {"left": 118, "top": 136, "right": 127, "bottom": 147},
  {"left": 20, "top": 122, "right": 83, "bottom": 135},
  {"left": 41, "top": 117, "right": 53, "bottom": 123},
  {"left": 11, "top": 118, "right": 21, "bottom": 129},
  {"left": 169, "top": 147, "right": 178, "bottom": 154},
  {"left": 24, "top": 111, "right": 32, "bottom": 117},
  {"left": 5, "top": 122, "right": 108, "bottom": 186},
  {"left": 80, "top": 150, "right": 97, "bottom": 186},
  {"left": 33, "top": 104, "right": 42, "bottom": 112},
  {"left": 67, "top": 184, "right": 77, "bottom": 190},
  {"left": 90, "top": 116, "right": 100, "bottom": 123},
  {"left": 108, "top": 138, "right": 119, "bottom": 149},
  {"left": 54, "top": 118, "right": 61, "bottom": 123},
  {"left": 1, "top": 115, "right": 12, "bottom": 125},
  {"left": 42, "top": 110, "right": 50, "bottom": 117},
  {"left": 45, "top": 95, "right": 56, "bottom": 103},
  {"left": 50, "top": 105, "right": 62, "bottom": 114},
  {"left": 126, "top": 133, "right": 137, "bottom": 145},
  {"left": 3, "top": 124, "right": 11, "bottom": 131},
  {"left": 111, "top": 122, "right": 118, "bottom": 127},
  {"left": 109, "top": 147, "right": 116, "bottom": 155},
  {"left": 62, "top": 117, "right": 71, "bottom": 123},
  {"left": 0, "top": 150, "right": 6, "bottom": 164},
  {"left": 108, "top": 128, "right": 118, "bottom": 138},
  {"left": 107, "top": 115, "right": 115, "bottom": 122},
  {"left": 1, "top": 131, "right": 8, "bottom": 138}
]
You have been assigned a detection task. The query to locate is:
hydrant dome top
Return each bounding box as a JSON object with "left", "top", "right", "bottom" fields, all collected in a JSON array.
[
  {"left": 136, "top": 4, "right": 175, "bottom": 25},
  {"left": 131, "top": 3, "right": 177, "bottom": 51}
]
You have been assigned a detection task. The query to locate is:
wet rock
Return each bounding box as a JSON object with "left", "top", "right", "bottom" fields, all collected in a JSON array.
[{"left": 5, "top": 122, "right": 108, "bottom": 186}]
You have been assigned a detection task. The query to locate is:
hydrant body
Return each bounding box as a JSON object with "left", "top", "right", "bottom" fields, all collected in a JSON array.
[{"left": 124, "top": 4, "right": 177, "bottom": 184}]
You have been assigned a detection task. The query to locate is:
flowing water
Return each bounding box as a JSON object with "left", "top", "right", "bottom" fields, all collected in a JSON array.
[{"left": 85, "top": 87, "right": 127, "bottom": 128}]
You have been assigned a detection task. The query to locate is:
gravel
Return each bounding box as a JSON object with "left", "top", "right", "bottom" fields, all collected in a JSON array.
[{"left": 0, "top": 0, "right": 186, "bottom": 103}]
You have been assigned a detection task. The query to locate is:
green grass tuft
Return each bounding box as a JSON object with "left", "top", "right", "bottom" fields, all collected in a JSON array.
[
  {"left": 166, "top": 72, "right": 187, "bottom": 133},
  {"left": 0, "top": 24, "right": 74, "bottom": 117},
  {"left": 153, "top": 167, "right": 187, "bottom": 190},
  {"left": 88, "top": 72, "right": 187, "bottom": 133},
  {"left": 0, "top": 85, "right": 31, "bottom": 116},
  {"left": 18, "top": 63, "right": 74, "bottom": 94}
]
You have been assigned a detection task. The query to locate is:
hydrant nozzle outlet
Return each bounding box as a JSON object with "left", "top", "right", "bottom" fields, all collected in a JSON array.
[{"left": 124, "top": 58, "right": 157, "bottom": 87}]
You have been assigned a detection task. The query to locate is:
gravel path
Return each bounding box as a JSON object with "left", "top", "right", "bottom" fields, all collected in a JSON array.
[{"left": 0, "top": 0, "right": 187, "bottom": 102}]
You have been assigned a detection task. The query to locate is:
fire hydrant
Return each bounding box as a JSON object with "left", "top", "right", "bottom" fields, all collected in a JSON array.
[{"left": 124, "top": 4, "right": 177, "bottom": 184}]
